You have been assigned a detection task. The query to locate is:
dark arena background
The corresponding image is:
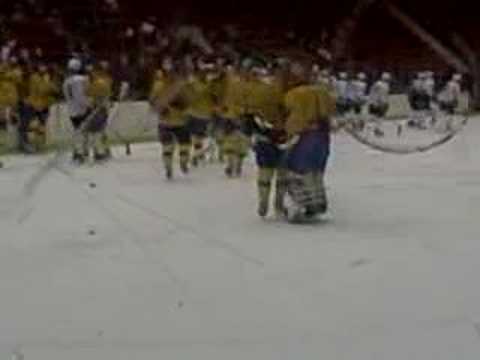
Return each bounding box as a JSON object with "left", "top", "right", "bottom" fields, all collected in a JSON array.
[{"left": 1, "top": 0, "right": 479, "bottom": 103}]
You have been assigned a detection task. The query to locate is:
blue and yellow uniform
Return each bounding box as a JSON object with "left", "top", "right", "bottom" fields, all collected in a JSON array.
[
  {"left": 247, "top": 76, "right": 288, "bottom": 217},
  {"left": 283, "top": 83, "right": 336, "bottom": 220}
]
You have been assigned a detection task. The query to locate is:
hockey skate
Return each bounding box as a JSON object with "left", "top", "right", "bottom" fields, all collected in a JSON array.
[
  {"left": 94, "top": 152, "right": 109, "bottom": 163},
  {"left": 258, "top": 200, "right": 269, "bottom": 218},
  {"left": 166, "top": 167, "right": 173, "bottom": 180},
  {"left": 180, "top": 162, "right": 189, "bottom": 175},
  {"left": 72, "top": 152, "right": 86, "bottom": 165}
]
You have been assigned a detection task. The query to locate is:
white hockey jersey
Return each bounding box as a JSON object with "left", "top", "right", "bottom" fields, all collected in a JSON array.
[
  {"left": 349, "top": 80, "right": 368, "bottom": 102},
  {"left": 335, "top": 79, "right": 349, "bottom": 101},
  {"left": 438, "top": 80, "right": 461, "bottom": 103},
  {"left": 63, "top": 74, "right": 91, "bottom": 117},
  {"left": 423, "top": 78, "right": 435, "bottom": 97},
  {"left": 369, "top": 80, "right": 390, "bottom": 106}
]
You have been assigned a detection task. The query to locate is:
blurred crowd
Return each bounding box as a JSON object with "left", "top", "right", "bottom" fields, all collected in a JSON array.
[
  {"left": 0, "top": 0, "right": 471, "bottom": 159},
  {"left": 2, "top": 0, "right": 468, "bottom": 98}
]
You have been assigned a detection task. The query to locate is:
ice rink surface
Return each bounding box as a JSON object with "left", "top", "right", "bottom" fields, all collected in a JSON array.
[{"left": 1, "top": 119, "right": 479, "bottom": 359}]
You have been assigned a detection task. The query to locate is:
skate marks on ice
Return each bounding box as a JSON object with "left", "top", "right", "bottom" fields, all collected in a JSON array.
[
  {"left": 116, "top": 193, "right": 265, "bottom": 268},
  {"left": 46, "top": 165, "right": 191, "bottom": 303}
]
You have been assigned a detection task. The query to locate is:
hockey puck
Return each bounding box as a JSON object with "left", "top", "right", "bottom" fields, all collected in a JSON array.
[
  {"left": 89, "top": 182, "right": 97, "bottom": 189},
  {"left": 88, "top": 229, "right": 96, "bottom": 236},
  {"left": 177, "top": 301, "right": 184, "bottom": 308}
]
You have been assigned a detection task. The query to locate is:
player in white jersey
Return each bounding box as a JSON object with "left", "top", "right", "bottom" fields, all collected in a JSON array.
[
  {"left": 335, "top": 72, "right": 350, "bottom": 115},
  {"left": 369, "top": 72, "right": 390, "bottom": 116},
  {"left": 316, "top": 69, "right": 335, "bottom": 89},
  {"left": 349, "top": 72, "right": 368, "bottom": 114},
  {"left": 423, "top": 71, "right": 436, "bottom": 98},
  {"left": 368, "top": 72, "right": 391, "bottom": 137},
  {"left": 438, "top": 74, "right": 462, "bottom": 114},
  {"left": 408, "top": 72, "right": 434, "bottom": 129},
  {"left": 63, "top": 58, "right": 91, "bottom": 163}
]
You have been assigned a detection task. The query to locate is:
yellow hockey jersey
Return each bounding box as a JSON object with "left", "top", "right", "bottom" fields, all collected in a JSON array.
[
  {"left": 284, "top": 84, "right": 336, "bottom": 136},
  {"left": 248, "top": 78, "right": 286, "bottom": 130},
  {"left": 0, "top": 66, "right": 23, "bottom": 108},
  {"left": 25, "top": 72, "right": 57, "bottom": 111},
  {"left": 88, "top": 71, "right": 113, "bottom": 105},
  {"left": 150, "top": 74, "right": 188, "bottom": 127},
  {"left": 184, "top": 76, "right": 215, "bottom": 119},
  {"left": 222, "top": 71, "right": 249, "bottom": 120}
]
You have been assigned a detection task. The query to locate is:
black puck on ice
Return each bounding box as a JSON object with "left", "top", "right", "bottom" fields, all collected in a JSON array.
[
  {"left": 89, "top": 182, "right": 97, "bottom": 189},
  {"left": 88, "top": 229, "right": 96, "bottom": 236}
]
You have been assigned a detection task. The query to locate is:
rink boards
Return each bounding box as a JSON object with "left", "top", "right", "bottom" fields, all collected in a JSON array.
[{"left": 11, "top": 93, "right": 470, "bottom": 147}]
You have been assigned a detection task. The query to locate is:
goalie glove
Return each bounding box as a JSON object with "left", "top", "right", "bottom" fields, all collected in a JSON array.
[{"left": 278, "top": 135, "right": 300, "bottom": 151}]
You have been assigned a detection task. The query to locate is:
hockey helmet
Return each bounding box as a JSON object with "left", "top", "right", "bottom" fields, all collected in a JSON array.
[
  {"left": 452, "top": 73, "right": 462, "bottom": 82},
  {"left": 381, "top": 72, "right": 391, "bottom": 81},
  {"left": 67, "top": 58, "right": 82, "bottom": 72}
]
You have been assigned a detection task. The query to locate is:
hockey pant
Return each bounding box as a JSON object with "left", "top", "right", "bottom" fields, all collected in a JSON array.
[
  {"left": 439, "top": 100, "right": 458, "bottom": 115},
  {"left": 21, "top": 105, "right": 49, "bottom": 151},
  {"left": 188, "top": 116, "right": 210, "bottom": 164},
  {"left": 367, "top": 103, "right": 389, "bottom": 134},
  {"left": 158, "top": 124, "right": 192, "bottom": 174},
  {"left": 70, "top": 111, "right": 91, "bottom": 157},
  {"left": 254, "top": 141, "right": 288, "bottom": 215}
]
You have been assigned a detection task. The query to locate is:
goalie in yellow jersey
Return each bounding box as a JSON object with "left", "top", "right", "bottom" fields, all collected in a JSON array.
[{"left": 282, "top": 62, "right": 336, "bottom": 223}]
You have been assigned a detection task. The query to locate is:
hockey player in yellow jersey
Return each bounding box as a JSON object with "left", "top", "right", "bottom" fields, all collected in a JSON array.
[
  {"left": 208, "top": 63, "right": 228, "bottom": 163},
  {"left": 221, "top": 61, "right": 256, "bottom": 178},
  {"left": 87, "top": 61, "right": 113, "bottom": 161},
  {"left": 0, "top": 60, "right": 23, "bottom": 157},
  {"left": 24, "top": 63, "right": 58, "bottom": 152},
  {"left": 282, "top": 62, "right": 336, "bottom": 223},
  {"left": 245, "top": 65, "right": 289, "bottom": 218},
  {"left": 183, "top": 61, "right": 216, "bottom": 167},
  {"left": 150, "top": 61, "right": 191, "bottom": 179}
]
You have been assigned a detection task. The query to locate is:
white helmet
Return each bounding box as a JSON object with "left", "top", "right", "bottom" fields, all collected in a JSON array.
[
  {"left": 357, "top": 72, "right": 366, "bottom": 80},
  {"left": 452, "top": 73, "right": 462, "bottom": 82},
  {"left": 381, "top": 72, "right": 391, "bottom": 81},
  {"left": 320, "top": 69, "right": 330, "bottom": 77},
  {"left": 67, "top": 58, "right": 82, "bottom": 72},
  {"left": 339, "top": 72, "right": 348, "bottom": 80}
]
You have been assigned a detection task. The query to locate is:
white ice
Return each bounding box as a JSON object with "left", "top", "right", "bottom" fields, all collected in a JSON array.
[{"left": 0, "top": 119, "right": 479, "bottom": 360}]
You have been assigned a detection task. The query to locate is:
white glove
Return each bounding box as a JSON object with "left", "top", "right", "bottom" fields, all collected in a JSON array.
[{"left": 278, "top": 135, "right": 300, "bottom": 151}]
